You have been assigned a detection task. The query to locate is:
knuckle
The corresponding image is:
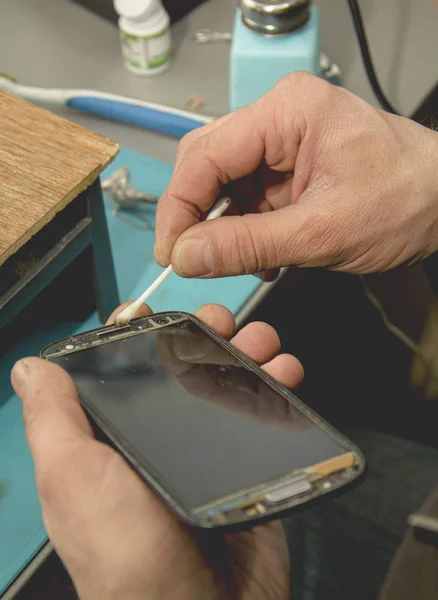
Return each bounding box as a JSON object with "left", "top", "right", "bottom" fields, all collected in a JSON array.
[
  {"left": 176, "top": 129, "right": 205, "bottom": 164},
  {"left": 272, "top": 71, "right": 329, "bottom": 102},
  {"left": 178, "top": 128, "right": 202, "bottom": 152},
  {"left": 201, "top": 144, "right": 230, "bottom": 186},
  {"left": 275, "top": 71, "right": 313, "bottom": 92},
  {"left": 229, "top": 218, "right": 272, "bottom": 274}
]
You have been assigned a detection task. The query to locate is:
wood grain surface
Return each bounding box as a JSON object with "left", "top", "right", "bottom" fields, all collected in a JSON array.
[{"left": 0, "top": 90, "right": 119, "bottom": 267}]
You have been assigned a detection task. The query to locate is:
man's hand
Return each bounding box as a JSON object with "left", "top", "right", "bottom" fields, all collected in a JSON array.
[
  {"left": 11, "top": 303, "right": 303, "bottom": 600},
  {"left": 155, "top": 73, "right": 438, "bottom": 278}
]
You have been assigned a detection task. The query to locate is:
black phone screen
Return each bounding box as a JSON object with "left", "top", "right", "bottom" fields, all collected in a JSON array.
[{"left": 50, "top": 319, "right": 346, "bottom": 509}]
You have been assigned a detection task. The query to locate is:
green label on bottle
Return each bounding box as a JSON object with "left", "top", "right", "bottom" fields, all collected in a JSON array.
[{"left": 148, "top": 51, "right": 170, "bottom": 68}]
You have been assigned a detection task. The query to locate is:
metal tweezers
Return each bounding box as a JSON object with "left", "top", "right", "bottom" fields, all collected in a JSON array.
[{"left": 101, "top": 167, "right": 159, "bottom": 230}]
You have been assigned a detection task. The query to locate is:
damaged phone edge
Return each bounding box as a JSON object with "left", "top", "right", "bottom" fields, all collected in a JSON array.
[{"left": 41, "top": 311, "right": 366, "bottom": 531}]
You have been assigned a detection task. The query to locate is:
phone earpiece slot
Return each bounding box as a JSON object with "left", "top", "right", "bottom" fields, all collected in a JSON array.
[{"left": 97, "top": 326, "right": 131, "bottom": 339}]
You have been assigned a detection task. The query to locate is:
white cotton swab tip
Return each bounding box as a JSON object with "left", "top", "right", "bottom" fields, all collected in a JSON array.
[
  {"left": 114, "top": 195, "right": 232, "bottom": 326},
  {"left": 115, "top": 264, "right": 174, "bottom": 326}
]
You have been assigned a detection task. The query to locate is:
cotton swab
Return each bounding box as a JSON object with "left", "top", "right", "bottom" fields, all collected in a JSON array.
[{"left": 115, "top": 195, "right": 232, "bottom": 326}]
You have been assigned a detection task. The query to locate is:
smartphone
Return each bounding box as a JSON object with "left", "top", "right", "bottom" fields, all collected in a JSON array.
[{"left": 41, "top": 312, "right": 366, "bottom": 530}]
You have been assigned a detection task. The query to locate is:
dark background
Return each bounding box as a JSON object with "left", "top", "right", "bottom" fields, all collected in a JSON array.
[{"left": 70, "top": 0, "right": 210, "bottom": 24}]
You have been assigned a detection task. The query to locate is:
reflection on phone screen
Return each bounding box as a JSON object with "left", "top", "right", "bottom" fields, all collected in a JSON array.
[{"left": 52, "top": 320, "right": 347, "bottom": 509}]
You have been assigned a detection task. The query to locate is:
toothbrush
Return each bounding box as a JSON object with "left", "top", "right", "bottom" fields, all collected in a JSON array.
[{"left": 0, "top": 74, "right": 213, "bottom": 138}]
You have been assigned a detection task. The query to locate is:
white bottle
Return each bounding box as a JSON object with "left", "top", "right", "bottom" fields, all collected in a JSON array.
[{"left": 114, "top": 0, "right": 171, "bottom": 76}]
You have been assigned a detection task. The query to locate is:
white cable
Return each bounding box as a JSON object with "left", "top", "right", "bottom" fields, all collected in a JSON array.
[{"left": 360, "top": 276, "right": 438, "bottom": 382}]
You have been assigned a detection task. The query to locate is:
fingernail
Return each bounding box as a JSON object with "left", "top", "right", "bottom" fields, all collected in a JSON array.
[
  {"left": 11, "top": 359, "right": 30, "bottom": 395},
  {"left": 176, "top": 238, "right": 213, "bottom": 277}
]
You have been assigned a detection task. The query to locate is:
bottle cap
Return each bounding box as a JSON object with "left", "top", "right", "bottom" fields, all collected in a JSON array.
[
  {"left": 114, "top": 0, "right": 160, "bottom": 22},
  {"left": 240, "top": 0, "right": 311, "bottom": 35}
]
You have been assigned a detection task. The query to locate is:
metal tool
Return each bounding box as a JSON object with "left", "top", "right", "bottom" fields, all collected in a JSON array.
[
  {"left": 240, "top": 0, "right": 311, "bottom": 35},
  {"left": 101, "top": 167, "right": 158, "bottom": 230},
  {"left": 192, "top": 29, "right": 232, "bottom": 43}
]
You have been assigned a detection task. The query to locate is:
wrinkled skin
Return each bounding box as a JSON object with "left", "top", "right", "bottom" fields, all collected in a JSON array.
[
  {"left": 12, "top": 302, "right": 303, "bottom": 600},
  {"left": 155, "top": 73, "right": 438, "bottom": 279}
]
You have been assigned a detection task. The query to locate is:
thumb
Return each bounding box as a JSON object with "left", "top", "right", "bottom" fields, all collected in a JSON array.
[
  {"left": 11, "top": 358, "right": 93, "bottom": 475},
  {"left": 171, "top": 204, "right": 329, "bottom": 277}
]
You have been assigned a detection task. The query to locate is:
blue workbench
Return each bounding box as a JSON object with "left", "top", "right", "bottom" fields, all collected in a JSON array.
[{"left": 0, "top": 148, "right": 262, "bottom": 594}]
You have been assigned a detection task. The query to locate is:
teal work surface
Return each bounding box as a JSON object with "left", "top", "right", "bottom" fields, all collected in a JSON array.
[{"left": 0, "top": 147, "right": 262, "bottom": 594}]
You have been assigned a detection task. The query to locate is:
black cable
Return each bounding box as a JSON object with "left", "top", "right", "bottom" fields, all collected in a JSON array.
[{"left": 346, "top": 0, "right": 400, "bottom": 116}]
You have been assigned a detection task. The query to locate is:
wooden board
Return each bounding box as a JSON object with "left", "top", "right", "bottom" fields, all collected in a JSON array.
[{"left": 0, "top": 91, "right": 119, "bottom": 267}]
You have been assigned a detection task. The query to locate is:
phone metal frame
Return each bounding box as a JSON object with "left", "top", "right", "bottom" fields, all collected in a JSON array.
[{"left": 41, "top": 311, "right": 366, "bottom": 531}]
